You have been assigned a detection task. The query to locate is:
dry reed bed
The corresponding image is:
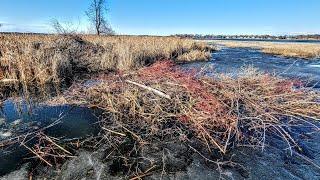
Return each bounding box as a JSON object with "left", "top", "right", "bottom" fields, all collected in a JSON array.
[
  {"left": 213, "top": 40, "right": 320, "bottom": 59},
  {"left": 58, "top": 61, "right": 320, "bottom": 155},
  {"left": 0, "top": 34, "right": 214, "bottom": 95}
]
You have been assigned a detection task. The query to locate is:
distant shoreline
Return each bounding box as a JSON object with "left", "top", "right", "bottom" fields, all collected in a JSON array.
[
  {"left": 176, "top": 34, "right": 320, "bottom": 43},
  {"left": 2, "top": 32, "right": 320, "bottom": 42},
  {"left": 201, "top": 38, "right": 320, "bottom": 44}
]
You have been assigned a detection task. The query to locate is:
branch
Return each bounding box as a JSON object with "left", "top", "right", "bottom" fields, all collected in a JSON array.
[{"left": 125, "top": 80, "right": 171, "bottom": 100}]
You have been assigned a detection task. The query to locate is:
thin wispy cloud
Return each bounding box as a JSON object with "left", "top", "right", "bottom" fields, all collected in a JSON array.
[{"left": 0, "top": 23, "right": 50, "bottom": 33}]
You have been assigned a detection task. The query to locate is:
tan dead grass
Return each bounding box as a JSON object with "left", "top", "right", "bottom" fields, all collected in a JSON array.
[{"left": 0, "top": 34, "right": 214, "bottom": 94}]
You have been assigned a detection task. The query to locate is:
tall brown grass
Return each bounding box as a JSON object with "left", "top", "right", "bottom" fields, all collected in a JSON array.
[
  {"left": 0, "top": 34, "right": 214, "bottom": 94},
  {"left": 213, "top": 40, "right": 320, "bottom": 59}
]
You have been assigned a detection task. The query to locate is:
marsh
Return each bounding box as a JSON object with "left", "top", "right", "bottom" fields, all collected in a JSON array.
[{"left": 1, "top": 0, "right": 320, "bottom": 179}]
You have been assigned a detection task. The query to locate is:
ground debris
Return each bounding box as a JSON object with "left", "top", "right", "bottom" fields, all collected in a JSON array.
[{"left": 34, "top": 60, "right": 320, "bottom": 178}]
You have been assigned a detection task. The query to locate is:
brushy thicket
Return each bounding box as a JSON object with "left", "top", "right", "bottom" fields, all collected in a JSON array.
[
  {"left": 0, "top": 34, "right": 214, "bottom": 95},
  {"left": 59, "top": 61, "right": 320, "bottom": 156}
]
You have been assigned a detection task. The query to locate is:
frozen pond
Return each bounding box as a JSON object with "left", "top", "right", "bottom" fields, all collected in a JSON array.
[{"left": 182, "top": 47, "right": 320, "bottom": 88}]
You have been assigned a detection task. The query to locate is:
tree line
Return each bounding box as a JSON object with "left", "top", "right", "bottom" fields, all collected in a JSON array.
[{"left": 175, "top": 34, "right": 320, "bottom": 40}]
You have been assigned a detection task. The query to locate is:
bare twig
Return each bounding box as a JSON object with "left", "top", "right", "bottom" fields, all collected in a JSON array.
[{"left": 125, "top": 80, "right": 171, "bottom": 100}]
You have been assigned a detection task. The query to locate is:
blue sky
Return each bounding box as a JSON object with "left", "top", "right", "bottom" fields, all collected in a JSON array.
[{"left": 0, "top": 0, "right": 320, "bottom": 35}]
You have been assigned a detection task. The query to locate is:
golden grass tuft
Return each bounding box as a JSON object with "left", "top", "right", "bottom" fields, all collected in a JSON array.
[
  {"left": 213, "top": 40, "right": 320, "bottom": 59},
  {"left": 176, "top": 50, "right": 212, "bottom": 62}
]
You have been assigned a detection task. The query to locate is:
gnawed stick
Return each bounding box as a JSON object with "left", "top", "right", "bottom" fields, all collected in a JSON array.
[
  {"left": 125, "top": 80, "right": 171, "bottom": 99},
  {"left": 44, "top": 135, "right": 72, "bottom": 155},
  {"left": 0, "top": 79, "right": 19, "bottom": 83},
  {"left": 102, "top": 127, "right": 126, "bottom": 137}
]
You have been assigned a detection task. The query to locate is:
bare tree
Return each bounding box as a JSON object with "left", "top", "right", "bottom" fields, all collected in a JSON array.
[
  {"left": 51, "top": 19, "right": 68, "bottom": 34},
  {"left": 50, "top": 19, "right": 81, "bottom": 35},
  {"left": 86, "top": 0, "right": 114, "bottom": 35}
]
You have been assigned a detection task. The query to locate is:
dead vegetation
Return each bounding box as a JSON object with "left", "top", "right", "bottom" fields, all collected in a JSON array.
[
  {"left": 45, "top": 60, "right": 319, "bottom": 176},
  {"left": 213, "top": 40, "right": 320, "bottom": 59},
  {"left": 21, "top": 132, "right": 75, "bottom": 167},
  {"left": 0, "top": 34, "right": 214, "bottom": 95}
]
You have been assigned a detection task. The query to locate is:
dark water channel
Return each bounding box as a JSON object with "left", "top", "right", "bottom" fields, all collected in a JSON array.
[{"left": 0, "top": 99, "right": 101, "bottom": 175}]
